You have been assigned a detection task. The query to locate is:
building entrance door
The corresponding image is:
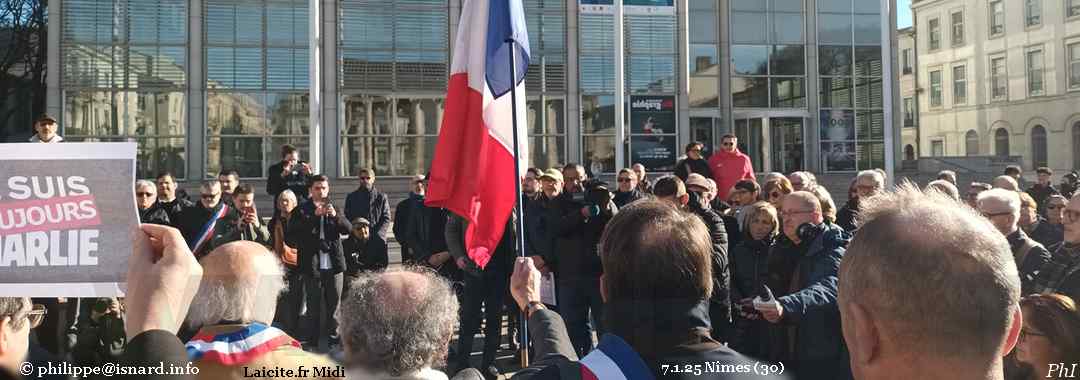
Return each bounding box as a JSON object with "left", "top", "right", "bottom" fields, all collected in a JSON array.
[{"left": 732, "top": 116, "right": 805, "bottom": 174}]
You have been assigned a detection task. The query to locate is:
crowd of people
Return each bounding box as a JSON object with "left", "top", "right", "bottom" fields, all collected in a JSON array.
[{"left": 1, "top": 116, "right": 1078, "bottom": 380}]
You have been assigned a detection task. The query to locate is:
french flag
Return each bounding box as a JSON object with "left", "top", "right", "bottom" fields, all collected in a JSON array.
[{"left": 426, "top": 0, "right": 530, "bottom": 269}]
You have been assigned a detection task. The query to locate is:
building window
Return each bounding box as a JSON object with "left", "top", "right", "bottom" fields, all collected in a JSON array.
[
  {"left": 965, "top": 130, "right": 979, "bottom": 156},
  {"left": 951, "top": 11, "right": 964, "bottom": 46},
  {"left": 1032, "top": 125, "right": 1048, "bottom": 169},
  {"left": 1026, "top": 0, "right": 1042, "bottom": 27},
  {"left": 1069, "top": 42, "right": 1080, "bottom": 90},
  {"left": 930, "top": 70, "right": 942, "bottom": 107},
  {"left": 928, "top": 18, "right": 941, "bottom": 50},
  {"left": 991, "top": 56, "right": 1008, "bottom": 101},
  {"left": 1027, "top": 48, "right": 1045, "bottom": 96},
  {"left": 1070, "top": 0, "right": 1080, "bottom": 18},
  {"left": 691, "top": 0, "right": 720, "bottom": 108},
  {"left": 733, "top": 0, "right": 807, "bottom": 110},
  {"left": 995, "top": 128, "right": 1010, "bottom": 156},
  {"left": 953, "top": 65, "right": 967, "bottom": 104},
  {"left": 902, "top": 48, "right": 912, "bottom": 74},
  {"left": 1073, "top": 123, "right": 1080, "bottom": 169},
  {"left": 903, "top": 97, "right": 915, "bottom": 127},
  {"left": 990, "top": 0, "right": 1005, "bottom": 36},
  {"left": 904, "top": 144, "right": 915, "bottom": 160},
  {"left": 931, "top": 140, "right": 944, "bottom": 157}
]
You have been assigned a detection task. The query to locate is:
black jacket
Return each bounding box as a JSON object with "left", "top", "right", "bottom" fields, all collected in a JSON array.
[
  {"left": 158, "top": 197, "right": 193, "bottom": 228},
  {"left": 525, "top": 194, "right": 559, "bottom": 262},
  {"left": 176, "top": 202, "right": 238, "bottom": 258},
  {"left": 345, "top": 187, "right": 391, "bottom": 242},
  {"left": 1026, "top": 183, "right": 1059, "bottom": 215},
  {"left": 139, "top": 203, "right": 171, "bottom": 225},
  {"left": 445, "top": 212, "right": 516, "bottom": 277},
  {"left": 393, "top": 194, "right": 423, "bottom": 263},
  {"left": 342, "top": 235, "right": 389, "bottom": 276},
  {"left": 404, "top": 202, "right": 449, "bottom": 263},
  {"left": 730, "top": 236, "right": 774, "bottom": 304},
  {"left": 674, "top": 157, "right": 713, "bottom": 182},
  {"left": 285, "top": 199, "right": 353, "bottom": 276},
  {"left": 512, "top": 306, "right": 789, "bottom": 380},
  {"left": 836, "top": 199, "right": 858, "bottom": 233},
  {"left": 687, "top": 192, "right": 730, "bottom": 312},
  {"left": 1007, "top": 229, "right": 1053, "bottom": 295},
  {"left": 1026, "top": 217, "right": 1064, "bottom": 249},
  {"left": 266, "top": 161, "right": 311, "bottom": 199},
  {"left": 547, "top": 191, "right": 615, "bottom": 280},
  {"left": 612, "top": 189, "right": 647, "bottom": 209},
  {"left": 119, "top": 330, "right": 194, "bottom": 380}
]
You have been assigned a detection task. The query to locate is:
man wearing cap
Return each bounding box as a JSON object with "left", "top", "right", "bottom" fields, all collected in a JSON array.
[
  {"left": 525, "top": 168, "right": 564, "bottom": 274},
  {"left": 683, "top": 174, "right": 733, "bottom": 343},
  {"left": 343, "top": 217, "right": 388, "bottom": 296},
  {"left": 29, "top": 115, "right": 63, "bottom": 143}
]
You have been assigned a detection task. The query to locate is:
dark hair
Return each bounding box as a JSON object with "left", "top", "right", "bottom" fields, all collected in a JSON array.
[
  {"left": 721, "top": 134, "right": 737, "bottom": 141},
  {"left": 526, "top": 167, "right": 543, "bottom": 178},
  {"left": 357, "top": 168, "right": 374, "bottom": 177},
  {"left": 234, "top": 184, "right": 255, "bottom": 197},
  {"left": 281, "top": 144, "right": 298, "bottom": 157},
  {"left": 684, "top": 142, "right": 703, "bottom": 153},
  {"left": 218, "top": 170, "right": 239, "bottom": 178},
  {"left": 1005, "top": 165, "right": 1022, "bottom": 176},
  {"left": 562, "top": 163, "right": 584, "bottom": 172},
  {"left": 156, "top": 171, "right": 176, "bottom": 181},
  {"left": 309, "top": 174, "right": 329, "bottom": 187},
  {"left": 652, "top": 175, "right": 685, "bottom": 198},
  {"left": 733, "top": 179, "right": 760, "bottom": 193},
  {"left": 1037, "top": 167, "right": 1053, "bottom": 176},
  {"left": 599, "top": 200, "right": 713, "bottom": 304},
  {"left": 1020, "top": 294, "right": 1080, "bottom": 364}
]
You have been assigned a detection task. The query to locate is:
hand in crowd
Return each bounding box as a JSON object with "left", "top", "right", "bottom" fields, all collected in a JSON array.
[
  {"left": 754, "top": 299, "right": 784, "bottom": 323},
  {"left": 737, "top": 298, "right": 759, "bottom": 320},
  {"left": 455, "top": 256, "right": 468, "bottom": 270},
  {"left": 300, "top": 162, "right": 312, "bottom": 174},
  {"left": 428, "top": 251, "right": 452, "bottom": 267},
  {"left": 529, "top": 255, "right": 548, "bottom": 273},
  {"left": 510, "top": 257, "right": 543, "bottom": 311},
  {"left": 125, "top": 224, "right": 203, "bottom": 338},
  {"left": 241, "top": 208, "right": 259, "bottom": 225}
]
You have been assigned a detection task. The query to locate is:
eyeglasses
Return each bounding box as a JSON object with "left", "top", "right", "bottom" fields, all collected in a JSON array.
[
  {"left": 722, "top": 142, "right": 735, "bottom": 147},
  {"left": 359, "top": 177, "right": 372, "bottom": 180},
  {"left": 617, "top": 177, "right": 633, "bottom": 183},
  {"left": 981, "top": 211, "right": 1012, "bottom": 218},
  {"left": 689, "top": 149, "right": 702, "bottom": 153},
  {"left": 1048, "top": 204, "right": 1066, "bottom": 210},
  {"left": 11, "top": 304, "right": 47, "bottom": 329},
  {"left": 781, "top": 209, "right": 815, "bottom": 218},
  {"left": 200, "top": 193, "right": 219, "bottom": 199},
  {"left": 135, "top": 192, "right": 154, "bottom": 197}
]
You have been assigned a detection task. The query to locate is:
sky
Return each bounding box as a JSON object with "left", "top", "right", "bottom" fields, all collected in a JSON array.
[{"left": 898, "top": 0, "right": 912, "bottom": 28}]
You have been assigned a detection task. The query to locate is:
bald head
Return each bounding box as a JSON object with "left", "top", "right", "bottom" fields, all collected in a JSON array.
[
  {"left": 992, "top": 175, "right": 1019, "bottom": 191},
  {"left": 187, "top": 241, "right": 285, "bottom": 328},
  {"left": 339, "top": 268, "right": 459, "bottom": 376},
  {"left": 840, "top": 183, "right": 1020, "bottom": 378}
]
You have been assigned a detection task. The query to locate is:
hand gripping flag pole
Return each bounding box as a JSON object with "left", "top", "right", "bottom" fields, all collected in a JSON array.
[{"left": 506, "top": 36, "right": 530, "bottom": 369}]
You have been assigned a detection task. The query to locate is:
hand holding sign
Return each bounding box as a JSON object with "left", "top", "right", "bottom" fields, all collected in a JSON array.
[{"left": 125, "top": 224, "right": 203, "bottom": 337}]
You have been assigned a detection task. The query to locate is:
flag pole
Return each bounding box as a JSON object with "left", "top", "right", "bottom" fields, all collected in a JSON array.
[{"left": 506, "top": 37, "right": 530, "bottom": 369}]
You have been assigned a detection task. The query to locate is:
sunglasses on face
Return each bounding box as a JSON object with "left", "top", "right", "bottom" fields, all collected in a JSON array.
[
  {"left": 359, "top": 177, "right": 372, "bottom": 180},
  {"left": 617, "top": 177, "right": 633, "bottom": 183},
  {"left": 136, "top": 192, "right": 154, "bottom": 197},
  {"left": 981, "top": 211, "right": 1012, "bottom": 218},
  {"left": 201, "top": 193, "right": 219, "bottom": 199},
  {"left": 1049, "top": 204, "right": 1066, "bottom": 209},
  {"left": 689, "top": 149, "right": 702, "bottom": 153},
  {"left": 722, "top": 142, "right": 735, "bottom": 146}
]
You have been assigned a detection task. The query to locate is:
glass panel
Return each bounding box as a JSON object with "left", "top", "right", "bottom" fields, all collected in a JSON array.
[
  {"left": 64, "top": 91, "right": 117, "bottom": 136},
  {"left": 966, "top": 131, "right": 979, "bottom": 156},
  {"left": 732, "top": 77, "right": 769, "bottom": 108},
  {"left": 771, "top": 45, "right": 805, "bottom": 75},
  {"left": 630, "top": 135, "right": 678, "bottom": 171},
  {"left": 857, "top": 142, "right": 886, "bottom": 170},
  {"left": 137, "top": 137, "right": 187, "bottom": 180},
  {"left": 822, "top": 142, "right": 856, "bottom": 171},
  {"left": 342, "top": 136, "right": 393, "bottom": 176},
  {"left": 772, "top": 13, "right": 804, "bottom": 43},
  {"left": 734, "top": 118, "right": 764, "bottom": 170},
  {"left": 732, "top": 0, "right": 766, "bottom": 11},
  {"left": 732, "top": 12, "right": 767, "bottom": 44},
  {"left": 582, "top": 95, "right": 616, "bottom": 134},
  {"left": 583, "top": 135, "right": 616, "bottom": 175},
  {"left": 772, "top": 0, "right": 803, "bottom": 13},
  {"left": 817, "top": 0, "right": 850, "bottom": 13},
  {"left": 530, "top": 135, "right": 566, "bottom": 170},
  {"left": 394, "top": 98, "right": 443, "bottom": 135},
  {"left": 545, "top": 99, "right": 567, "bottom": 134},
  {"left": 207, "top": 92, "right": 268, "bottom": 136},
  {"left": 819, "top": 45, "right": 852, "bottom": 76},
  {"left": 342, "top": 95, "right": 392, "bottom": 135},
  {"left": 818, "top": 14, "right": 853, "bottom": 44},
  {"left": 690, "top": 76, "right": 720, "bottom": 108},
  {"left": 770, "top": 117, "right": 804, "bottom": 173},
  {"left": 854, "top": 0, "right": 880, "bottom": 14},
  {"left": 690, "top": 118, "right": 714, "bottom": 154},
  {"left": 771, "top": 78, "right": 806, "bottom": 108},
  {"left": 732, "top": 45, "right": 769, "bottom": 75},
  {"left": 393, "top": 136, "right": 437, "bottom": 176},
  {"left": 690, "top": 12, "right": 718, "bottom": 43},
  {"left": 855, "top": 77, "right": 883, "bottom": 109},
  {"left": 266, "top": 136, "right": 312, "bottom": 174},
  {"left": 690, "top": 0, "right": 717, "bottom": 10},
  {"left": 267, "top": 93, "right": 310, "bottom": 135},
  {"left": 691, "top": 44, "right": 719, "bottom": 74},
  {"left": 856, "top": 110, "right": 885, "bottom": 140},
  {"left": 853, "top": 14, "right": 882, "bottom": 44},
  {"left": 854, "top": 46, "right": 882, "bottom": 77},
  {"left": 821, "top": 109, "right": 855, "bottom": 141},
  {"left": 820, "top": 77, "right": 853, "bottom": 108},
  {"left": 208, "top": 136, "right": 264, "bottom": 178}
]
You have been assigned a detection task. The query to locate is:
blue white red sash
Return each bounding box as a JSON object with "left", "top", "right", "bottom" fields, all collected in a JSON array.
[
  {"left": 185, "top": 322, "right": 299, "bottom": 365},
  {"left": 190, "top": 204, "right": 228, "bottom": 254},
  {"left": 579, "top": 334, "right": 654, "bottom": 380}
]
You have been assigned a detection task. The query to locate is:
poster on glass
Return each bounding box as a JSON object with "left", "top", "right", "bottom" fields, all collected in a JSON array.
[
  {"left": 631, "top": 135, "right": 677, "bottom": 171},
  {"left": 822, "top": 142, "right": 856, "bottom": 172},
  {"left": 630, "top": 95, "right": 676, "bottom": 135},
  {"left": 819, "top": 109, "right": 855, "bottom": 142}
]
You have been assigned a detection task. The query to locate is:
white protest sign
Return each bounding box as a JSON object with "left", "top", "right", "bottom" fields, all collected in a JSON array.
[{"left": 0, "top": 143, "right": 138, "bottom": 296}]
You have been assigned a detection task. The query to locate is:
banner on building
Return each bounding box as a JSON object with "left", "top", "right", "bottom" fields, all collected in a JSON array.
[
  {"left": 629, "top": 95, "right": 677, "bottom": 171},
  {"left": 0, "top": 143, "right": 138, "bottom": 296}
]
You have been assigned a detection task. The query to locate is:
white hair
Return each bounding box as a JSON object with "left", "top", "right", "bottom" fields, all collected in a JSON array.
[
  {"left": 857, "top": 170, "right": 885, "bottom": 189},
  {"left": 186, "top": 250, "right": 286, "bottom": 328},
  {"left": 976, "top": 188, "right": 1021, "bottom": 216},
  {"left": 762, "top": 172, "right": 786, "bottom": 184},
  {"left": 278, "top": 189, "right": 298, "bottom": 203},
  {"left": 926, "top": 180, "right": 960, "bottom": 201},
  {"left": 135, "top": 180, "right": 156, "bottom": 192},
  {"left": 992, "top": 175, "right": 1019, "bottom": 191}
]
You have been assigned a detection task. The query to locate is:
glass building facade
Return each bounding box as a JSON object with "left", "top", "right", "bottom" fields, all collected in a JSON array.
[{"left": 51, "top": 0, "right": 895, "bottom": 181}]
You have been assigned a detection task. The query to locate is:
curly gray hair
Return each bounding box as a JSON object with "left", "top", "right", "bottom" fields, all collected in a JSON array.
[{"left": 338, "top": 267, "right": 459, "bottom": 376}]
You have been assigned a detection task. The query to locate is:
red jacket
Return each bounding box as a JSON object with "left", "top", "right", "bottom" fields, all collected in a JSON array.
[{"left": 708, "top": 149, "right": 755, "bottom": 200}]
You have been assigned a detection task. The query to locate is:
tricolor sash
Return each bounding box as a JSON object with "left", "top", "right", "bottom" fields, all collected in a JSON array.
[
  {"left": 185, "top": 322, "right": 299, "bottom": 365},
  {"left": 580, "top": 334, "right": 654, "bottom": 380},
  {"left": 190, "top": 204, "right": 229, "bottom": 254}
]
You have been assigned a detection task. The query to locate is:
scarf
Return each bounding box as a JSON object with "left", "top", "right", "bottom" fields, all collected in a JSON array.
[
  {"left": 1033, "top": 243, "right": 1080, "bottom": 294},
  {"left": 185, "top": 322, "right": 299, "bottom": 365},
  {"left": 580, "top": 334, "right": 655, "bottom": 380}
]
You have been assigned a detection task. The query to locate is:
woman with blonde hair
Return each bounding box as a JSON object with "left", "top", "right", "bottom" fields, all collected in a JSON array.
[
  {"left": 729, "top": 201, "right": 780, "bottom": 359},
  {"left": 761, "top": 177, "right": 794, "bottom": 209}
]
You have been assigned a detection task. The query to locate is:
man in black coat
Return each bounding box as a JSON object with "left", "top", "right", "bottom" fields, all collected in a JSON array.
[
  {"left": 394, "top": 175, "right": 427, "bottom": 264},
  {"left": 1026, "top": 167, "right": 1059, "bottom": 216},
  {"left": 175, "top": 181, "right": 238, "bottom": 259},
  {"left": 612, "top": 168, "right": 646, "bottom": 208},
  {"left": 344, "top": 168, "right": 391, "bottom": 271},
  {"left": 265, "top": 144, "right": 312, "bottom": 201},
  {"left": 509, "top": 200, "right": 788, "bottom": 380},
  {"left": 136, "top": 180, "right": 170, "bottom": 225},
  {"left": 674, "top": 141, "right": 713, "bottom": 182},
  {"left": 155, "top": 172, "right": 192, "bottom": 225},
  {"left": 285, "top": 175, "right": 352, "bottom": 348}
]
